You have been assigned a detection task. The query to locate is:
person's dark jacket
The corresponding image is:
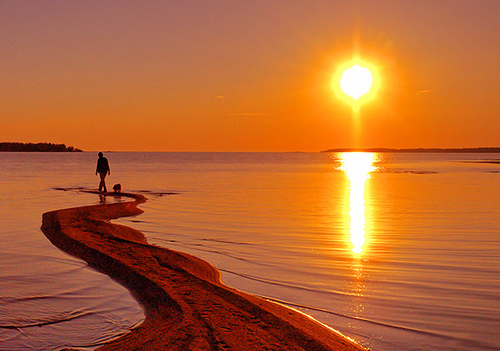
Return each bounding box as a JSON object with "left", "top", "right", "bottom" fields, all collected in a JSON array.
[{"left": 96, "top": 157, "right": 110, "bottom": 173}]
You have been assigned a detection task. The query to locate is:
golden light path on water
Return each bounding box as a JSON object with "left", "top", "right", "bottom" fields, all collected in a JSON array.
[{"left": 340, "top": 153, "right": 376, "bottom": 254}]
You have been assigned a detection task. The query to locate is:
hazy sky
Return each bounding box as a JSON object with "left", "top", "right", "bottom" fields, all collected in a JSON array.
[{"left": 2, "top": 1, "right": 499, "bottom": 151}]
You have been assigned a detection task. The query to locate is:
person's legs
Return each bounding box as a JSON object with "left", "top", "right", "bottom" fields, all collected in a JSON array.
[{"left": 99, "top": 172, "right": 107, "bottom": 192}]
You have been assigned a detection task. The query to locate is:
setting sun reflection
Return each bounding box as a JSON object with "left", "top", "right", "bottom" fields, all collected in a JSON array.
[{"left": 341, "top": 153, "right": 375, "bottom": 254}]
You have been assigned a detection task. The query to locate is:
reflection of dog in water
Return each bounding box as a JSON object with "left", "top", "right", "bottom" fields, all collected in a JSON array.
[{"left": 113, "top": 184, "right": 122, "bottom": 193}]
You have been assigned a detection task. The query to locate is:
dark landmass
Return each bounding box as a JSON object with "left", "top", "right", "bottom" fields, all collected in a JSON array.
[
  {"left": 0, "top": 142, "right": 82, "bottom": 152},
  {"left": 322, "top": 147, "right": 500, "bottom": 153}
]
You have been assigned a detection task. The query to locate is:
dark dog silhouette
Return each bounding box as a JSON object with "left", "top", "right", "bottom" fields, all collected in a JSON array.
[{"left": 113, "top": 184, "right": 122, "bottom": 193}]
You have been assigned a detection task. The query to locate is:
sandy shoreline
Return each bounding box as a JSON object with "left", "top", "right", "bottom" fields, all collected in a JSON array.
[{"left": 41, "top": 192, "right": 366, "bottom": 350}]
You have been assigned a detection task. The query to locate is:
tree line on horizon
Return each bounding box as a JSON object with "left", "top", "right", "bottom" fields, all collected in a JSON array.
[
  {"left": 0, "top": 142, "right": 82, "bottom": 152},
  {"left": 322, "top": 147, "right": 500, "bottom": 153}
]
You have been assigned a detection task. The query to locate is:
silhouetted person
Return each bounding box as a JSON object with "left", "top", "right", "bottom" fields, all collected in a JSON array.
[{"left": 96, "top": 152, "right": 110, "bottom": 193}]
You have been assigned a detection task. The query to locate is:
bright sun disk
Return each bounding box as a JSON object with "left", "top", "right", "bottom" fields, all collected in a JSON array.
[{"left": 340, "top": 65, "right": 373, "bottom": 99}]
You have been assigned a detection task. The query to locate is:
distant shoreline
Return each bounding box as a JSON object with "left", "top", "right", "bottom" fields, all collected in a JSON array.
[
  {"left": 2, "top": 143, "right": 498, "bottom": 154},
  {"left": 0, "top": 142, "right": 82, "bottom": 152},
  {"left": 321, "top": 147, "right": 500, "bottom": 153}
]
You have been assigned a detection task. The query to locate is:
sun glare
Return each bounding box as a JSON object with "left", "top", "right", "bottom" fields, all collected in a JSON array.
[
  {"left": 340, "top": 65, "right": 373, "bottom": 99},
  {"left": 341, "top": 153, "right": 375, "bottom": 254},
  {"left": 333, "top": 59, "right": 379, "bottom": 110}
]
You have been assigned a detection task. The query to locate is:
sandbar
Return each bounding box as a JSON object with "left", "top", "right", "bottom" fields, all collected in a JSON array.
[{"left": 41, "top": 192, "right": 367, "bottom": 350}]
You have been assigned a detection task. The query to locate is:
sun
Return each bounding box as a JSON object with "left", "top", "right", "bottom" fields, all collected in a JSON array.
[
  {"left": 333, "top": 59, "right": 380, "bottom": 110},
  {"left": 340, "top": 65, "right": 373, "bottom": 99}
]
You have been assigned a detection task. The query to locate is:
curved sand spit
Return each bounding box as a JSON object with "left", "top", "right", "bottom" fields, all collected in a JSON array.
[{"left": 41, "top": 192, "right": 367, "bottom": 350}]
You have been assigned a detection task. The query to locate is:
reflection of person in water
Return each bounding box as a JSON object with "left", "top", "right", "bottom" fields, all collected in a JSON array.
[{"left": 96, "top": 152, "right": 110, "bottom": 193}]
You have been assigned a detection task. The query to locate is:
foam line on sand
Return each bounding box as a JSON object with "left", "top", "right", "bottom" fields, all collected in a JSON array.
[{"left": 41, "top": 192, "right": 367, "bottom": 350}]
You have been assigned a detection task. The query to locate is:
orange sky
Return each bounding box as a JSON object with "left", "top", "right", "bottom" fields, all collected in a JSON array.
[{"left": 1, "top": 1, "right": 499, "bottom": 151}]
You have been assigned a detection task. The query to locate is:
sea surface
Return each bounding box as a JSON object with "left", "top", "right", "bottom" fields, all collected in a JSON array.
[{"left": 0, "top": 152, "right": 499, "bottom": 350}]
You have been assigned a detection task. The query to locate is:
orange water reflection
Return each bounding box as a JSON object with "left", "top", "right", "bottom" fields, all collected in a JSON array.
[{"left": 340, "top": 153, "right": 376, "bottom": 255}]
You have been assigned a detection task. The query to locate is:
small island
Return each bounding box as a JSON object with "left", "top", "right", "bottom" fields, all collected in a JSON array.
[
  {"left": 322, "top": 147, "right": 500, "bottom": 153},
  {"left": 0, "top": 142, "right": 82, "bottom": 152}
]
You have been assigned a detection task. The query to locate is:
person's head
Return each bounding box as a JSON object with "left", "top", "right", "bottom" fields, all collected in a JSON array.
[{"left": 98, "top": 152, "right": 103, "bottom": 158}]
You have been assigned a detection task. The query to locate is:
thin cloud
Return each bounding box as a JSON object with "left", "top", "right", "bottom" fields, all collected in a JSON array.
[
  {"left": 229, "top": 113, "right": 268, "bottom": 117},
  {"left": 215, "top": 95, "right": 226, "bottom": 99},
  {"left": 415, "top": 90, "right": 432, "bottom": 95}
]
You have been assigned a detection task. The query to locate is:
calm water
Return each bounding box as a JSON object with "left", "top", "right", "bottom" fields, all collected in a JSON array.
[{"left": 0, "top": 152, "right": 499, "bottom": 350}]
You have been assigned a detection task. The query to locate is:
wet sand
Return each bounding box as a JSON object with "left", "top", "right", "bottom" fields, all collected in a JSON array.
[{"left": 41, "top": 192, "right": 367, "bottom": 350}]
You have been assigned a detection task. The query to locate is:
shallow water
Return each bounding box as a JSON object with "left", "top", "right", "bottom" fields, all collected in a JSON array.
[
  {"left": 0, "top": 153, "right": 144, "bottom": 350},
  {"left": 1, "top": 152, "right": 499, "bottom": 350}
]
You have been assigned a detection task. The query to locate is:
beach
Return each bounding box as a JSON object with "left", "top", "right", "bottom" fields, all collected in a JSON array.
[{"left": 41, "top": 191, "right": 366, "bottom": 350}]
